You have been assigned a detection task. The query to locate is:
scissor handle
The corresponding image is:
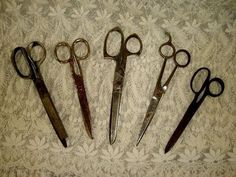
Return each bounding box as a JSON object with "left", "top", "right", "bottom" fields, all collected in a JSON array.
[
  {"left": 159, "top": 32, "right": 176, "bottom": 59},
  {"left": 190, "top": 67, "right": 224, "bottom": 97},
  {"left": 173, "top": 49, "right": 191, "bottom": 68},
  {"left": 27, "top": 41, "right": 46, "bottom": 66},
  {"left": 54, "top": 42, "right": 72, "bottom": 64},
  {"left": 12, "top": 47, "right": 32, "bottom": 79},
  {"left": 124, "top": 33, "right": 143, "bottom": 56},
  {"left": 103, "top": 26, "right": 125, "bottom": 60},
  {"left": 72, "top": 38, "right": 90, "bottom": 61}
]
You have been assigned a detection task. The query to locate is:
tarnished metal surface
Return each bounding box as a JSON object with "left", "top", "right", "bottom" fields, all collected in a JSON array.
[
  {"left": 137, "top": 33, "right": 191, "bottom": 145},
  {"left": 11, "top": 42, "right": 68, "bottom": 147},
  {"left": 104, "top": 27, "right": 143, "bottom": 144},
  {"left": 54, "top": 38, "right": 93, "bottom": 139}
]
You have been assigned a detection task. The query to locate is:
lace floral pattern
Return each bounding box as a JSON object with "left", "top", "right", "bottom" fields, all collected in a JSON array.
[{"left": 0, "top": 0, "right": 236, "bottom": 176}]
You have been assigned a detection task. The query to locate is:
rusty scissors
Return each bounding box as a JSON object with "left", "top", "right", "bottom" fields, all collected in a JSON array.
[
  {"left": 104, "top": 27, "right": 143, "bottom": 144},
  {"left": 165, "top": 67, "right": 224, "bottom": 153},
  {"left": 136, "top": 32, "right": 191, "bottom": 146},
  {"left": 54, "top": 38, "right": 93, "bottom": 139},
  {"left": 11, "top": 41, "right": 68, "bottom": 147}
]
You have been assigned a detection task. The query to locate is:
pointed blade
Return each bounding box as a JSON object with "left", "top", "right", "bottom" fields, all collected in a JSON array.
[
  {"left": 34, "top": 78, "right": 68, "bottom": 147},
  {"left": 74, "top": 74, "right": 93, "bottom": 139},
  {"left": 136, "top": 95, "right": 162, "bottom": 146},
  {"left": 165, "top": 102, "right": 197, "bottom": 153}
]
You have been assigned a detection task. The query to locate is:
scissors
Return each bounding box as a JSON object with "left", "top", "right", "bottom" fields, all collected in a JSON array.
[
  {"left": 54, "top": 38, "right": 93, "bottom": 139},
  {"left": 104, "top": 27, "right": 143, "bottom": 144},
  {"left": 136, "top": 32, "right": 191, "bottom": 146},
  {"left": 11, "top": 41, "right": 68, "bottom": 147},
  {"left": 165, "top": 67, "right": 224, "bottom": 153}
]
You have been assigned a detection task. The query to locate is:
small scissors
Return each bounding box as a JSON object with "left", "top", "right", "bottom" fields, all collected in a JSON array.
[
  {"left": 54, "top": 38, "right": 93, "bottom": 139},
  {"left": 136, "top": 32, "right": 191, "bottom": 146},
  {"left": 11, "top": 41, "right": 68, "bottom": 147},
  {"left": 165, "top": 67, "right": 224, "bottom": 153},
  {"left": 104, "top": 27, "right": 143, "bottom": 144}
]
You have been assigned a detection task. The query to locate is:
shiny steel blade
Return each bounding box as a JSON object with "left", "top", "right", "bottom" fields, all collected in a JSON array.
[
  {"left": 34, "top": 78, "right": 68, "bottom": 147},
  {"left": 109, "top": 91, "right": 122, "bottom": 144},
  {"left": 136, "top": 95, "right": 162, "bottom": 146},
  {"left": 109, "top": 58, "right": 126, "bottom": 145},
  {"left": 74, "top": 74, "right": 93, "bottom": 139},
  {"left": 165, "top": 101, "right": 197, "bottom": 153}
]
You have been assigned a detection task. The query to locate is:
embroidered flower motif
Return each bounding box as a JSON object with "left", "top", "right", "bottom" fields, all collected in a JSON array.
[
  {"left": 76, "top": 143, "right": 97, "bottom": 157},
  {"left": 95, "top": 10, "right": 112, "bottom": 23},
  {"left": 162, "top": 18, "right": 180, "bottom": 29},
  {"left": 227, "top": 148, "right": 236, "bottom": 162},
  {"left": 27, "top": 136, "right": 49, "bottom": 151},
  {"left": 151, "top": 4, "right": 166, "bottom": 18},
  {"left": 225, "top": 21, "right": 236, "bottom": 34},
  {"left": 117, "top": 13, "right": 135, "bottom": 29},
  {"left": 125, "top": 148, "right": 150, "bottom": 176},
  {"left": 48, "top": 5, "right": 71, "bottom": 31},
  {"left": 139, "top": 15, "right": 157, "bottom": 31},
  {"left": 5, "top": 0, "right": 22, "bottom": 15},
  {"left": 152, "top": 149, "right": 176, "bottom": 162},
  {"left": 204, "top": 149, "right": 225, "bottom": 163},
  {"left": 3, "top": 133, "right": 25, "bottom": 147},
  {"left": 124, "top": 0, "right": 143, "bottom": 16},
  {"left": 71, "top": 8, "right": 89, "bottom": 21},
  {"left": 78, "top": 0, "right": 96, "bottom": 10},
  {"left": 205, "top": 21, "right": 222, "bottom": 33},
  {"left": 100, "top": 146, "right": 124, "bottom": 174},
  {"left": 102, "top": 0, "right": 119, "bottom": 12},
  {"left": 178, "top": 149, "right": 200, "bottom": 162},
  {"left": 101, "top": 146, "right": 123, "bottom": 161}
]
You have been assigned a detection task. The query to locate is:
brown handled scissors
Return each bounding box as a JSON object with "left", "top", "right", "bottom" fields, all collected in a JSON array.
[
  {"left": 165, "top": 67, "right": 224, "bottom": 153},
  {"left": 136, "top": 32, "right": 191, "bottom": 146},
  {"left": 104, "top": 27, "right": 143, "bottom": 144},
  {"left": 11, "top": 41, "right": 68, "bottom": 147},
  {"left": 54, "top": 38, "right": 93, "bottom": 139}
]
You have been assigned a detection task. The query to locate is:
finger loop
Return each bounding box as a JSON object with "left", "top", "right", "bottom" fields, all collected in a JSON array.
[
  {"left": 54, "top": 42, "right": 72, "bottom": 63},
  {"left": 125, "top": 34, "right": 143, "bottom": 56},
  {"left": 207, "top": 77, "right": 224, "bottom": 97},
  {"left": 174, "top": 49, "right": 191, "bottom": 67},
  {"left": 72, "top": 38, "right": 90, "bottom": 60},
  {"left": 190, "top": 67, "right": 210, "bottom": 94},
  {"left": 27, "top": 41, "right": 46, "bottom": 66},
  {"left": 104, "top": 26, "right": 124, "bottom": 59}
]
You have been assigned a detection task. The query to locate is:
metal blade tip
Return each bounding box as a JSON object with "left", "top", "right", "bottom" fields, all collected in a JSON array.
[
  {"left": 164, "top": 145, "right": 171, "bottom": 154},
  {"left": 136, "top": 138, "right": 141, "bottom": 146},
  {"left": 109, "top": 135, "right": 116, "bottom": 145},
  {"left": 61, "top": 139, "right": 67, "bottom": 148},
  {"left": 88, "top": 131, "right": 94, "bottom": 140}
]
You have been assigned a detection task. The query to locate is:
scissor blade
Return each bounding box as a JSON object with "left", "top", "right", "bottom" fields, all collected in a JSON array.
[
  {"left": 109, "top": 91, "right": 122, "bottom": 144},
  {"left": 165, "top": 101, "right": 197, "bottom": 153},
  {"left": 109, "top": 58, "right": 126, "bottom": 144},
  {"left": 136, "top": 95, "right": 162, "bottom": 146},
  {"left": 74, "top": 74, "right": 93, "bottom": 139},
  {"left": 34, "top": 78, "right": 68, "bottom": 147}
]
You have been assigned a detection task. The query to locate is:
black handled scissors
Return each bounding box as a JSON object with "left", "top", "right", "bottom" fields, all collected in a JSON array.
[
  {"left": 165, "top": 67, "right": 224, "bottom": 153},
  {"left": 54, "top": 38, "right": 93, "bottom": 139},
  {"left": 104, "top": 27, "right": 143, "bottom": 144},
  {"left": 136, "top": 32, "right": 191, "bottom": 146},
  {"left": 11, "top": 41, "right": 68, "bottom": 147}
]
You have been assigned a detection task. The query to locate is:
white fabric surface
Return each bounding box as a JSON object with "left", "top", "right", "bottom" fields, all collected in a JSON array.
[{"left": 0, "top": 0, "right": 236, "bottom": 176}]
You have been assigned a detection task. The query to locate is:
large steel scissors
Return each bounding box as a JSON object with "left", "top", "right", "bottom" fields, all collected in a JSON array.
[
  {"left": 11, "top": 41, "right": 68, "bottom": 147},
  {"left": 136, "top": 32, "right": 191, "bottom": 145},
  {"left": 104, "top": 27, "right": 143, "bottom": 144},
  {"left": 54, "top": 38, "right": 93, "bottom": 139},
  {"left": 165, "top": 67, "right": 224, "bottom": 153}
]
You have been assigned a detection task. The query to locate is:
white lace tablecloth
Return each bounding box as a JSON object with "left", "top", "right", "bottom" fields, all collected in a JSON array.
[{"left": 0, "top": 0, "right": 236, "bottom": 176}]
